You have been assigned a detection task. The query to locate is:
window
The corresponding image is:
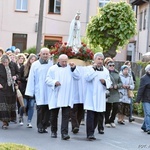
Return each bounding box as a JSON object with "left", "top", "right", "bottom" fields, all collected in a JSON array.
[
  {"left": 16, "top": 0, "right": 28, "bottom": 11},
  {"left": 12, "top": 33, "right": 27, "bottom": 52},
  {"left": 143, "top": 9, "right": 147, "bottom": 30},
  {"left": 99, "top": 0, "right": 110, "bottom": 7},
  {"left": 44, "top": 36, "right": 62, "bottom": 48},
  {"left": 139, "top": 12, "right": 143, "bottom": 31},
  {"left": 49, "top": 0, "right": 61, "bottom": 14}
]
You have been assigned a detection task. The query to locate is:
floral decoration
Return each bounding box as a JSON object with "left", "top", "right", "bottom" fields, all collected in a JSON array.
[{"left": 50, "top": 41, "right": 94, "bottom": 62}]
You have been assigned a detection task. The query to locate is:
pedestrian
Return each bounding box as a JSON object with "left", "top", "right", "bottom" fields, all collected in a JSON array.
[
  {"left": 105, "top": 61, "right": 123, "bottom": 128},
  {"left": 45, "top": 54, "right": 80, "bottom": 140},
  {"left": 70, "top": 66, "right": 86, "bottom": 134},
  {"left": 25, "top": 48, "right": 53, "bottom": 133},
  {"left": 0, "top": 55, "right": 17, "bottom": 129},
  {"left": 18, "top": 54, "right": 38, "bottom": 127},
  {"left": 97, "top": 57, "right": 113, "bottom": 134},
  {"left": 0, "top": 47, "right": 4, "bottom": 59},
  {"left": 84, "top": 52, "right": 112, "bottom": 140},
  {"left": 135, "top": 64, "right": 150, "bottom": 134},
  {"left": 118, "top": 65, "right": 134, "bottom": 125},
  {"left": 124, "top": 60, "right": 136, "bottom": 122}
]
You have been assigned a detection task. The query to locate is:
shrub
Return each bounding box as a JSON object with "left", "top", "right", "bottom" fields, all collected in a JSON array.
[
  {"left": 24, "top": 46, "right": 36, "bottom": 54},
  {"left": 0, "top": 143, "right": 36, "bottom": 150},
  {"left": 133, "top": 91, "right": 144, "bottom": 117}
]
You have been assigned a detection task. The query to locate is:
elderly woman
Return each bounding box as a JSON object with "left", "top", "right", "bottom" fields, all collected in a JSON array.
[
  {"left": 118, "top": 65, "right": 134, "bottom": 125},
  {"left": 105, "top": 61, "right": 123, "bottom": 128},
  {"left": 136, "top": 64, "right": 150, "bottom": 134},
  {"left": 0, "top": 55, "right": 17, "bottom": 129}
]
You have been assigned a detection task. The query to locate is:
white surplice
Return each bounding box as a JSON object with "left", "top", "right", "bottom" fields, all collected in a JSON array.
[
  {"left": 45, "top": 64, "right": 80, "bottom": 109},
  {"left": 73, "top": 66, "right": 87, "bottom": 104},
  {"left": 84, "top": 66, "right": 112, "bottom": 112},
  {"left": 25, "top": 59, "right": 53, "bottom": 105}
]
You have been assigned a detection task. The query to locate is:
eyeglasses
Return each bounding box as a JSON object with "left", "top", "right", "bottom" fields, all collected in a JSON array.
[{"left": 109, "top": 65, "right": 115, "bottom": 67}]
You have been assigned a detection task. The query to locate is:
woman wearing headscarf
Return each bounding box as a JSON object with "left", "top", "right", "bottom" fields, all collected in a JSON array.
[
  {"left": 135, "top": 64, "right": 150, "bottom": 134},
  {"left": 0, "top": 55, "right": 17, "bottom": 129},
  {"left": 118, "top": 65, "right": 134, "bottom": 125}
]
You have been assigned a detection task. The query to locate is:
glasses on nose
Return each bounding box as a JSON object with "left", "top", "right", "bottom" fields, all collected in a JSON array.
[{"left": 109, "top": 65, "right": 115, "bottom": 67}]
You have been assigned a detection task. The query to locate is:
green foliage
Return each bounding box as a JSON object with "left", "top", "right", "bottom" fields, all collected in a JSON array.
[
  {"left": 24, "top": 46, "right": 36, "bottom": 54},
  {"left": 81, "top": 37, "right": 103, "bottom": 53},
  {"left": 133, "top": 91, "right": 144, "bottom": 117},
  {"left": 135, "top": 76, "right": 140, "bottom": 91},
  {"left": 86, "top": 2, "right": 137, "bottom": 57},
  {"left": 137, "top": 61, "right": 150, "bottom": 68},
  {"left": 0, "top": 143, "right": 36, "bottom": 150}
]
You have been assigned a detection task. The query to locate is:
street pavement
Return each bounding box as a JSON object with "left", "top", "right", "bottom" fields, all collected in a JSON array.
[{"left": 0, "top": 109, "right": 149, "bottom": 150}]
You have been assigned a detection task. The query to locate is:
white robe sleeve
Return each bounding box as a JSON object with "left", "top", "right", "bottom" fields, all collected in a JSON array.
[
  {"left": 85, "top": 66, "right": 97, "bottom": 81},
  {"left": 45, "top": 67, "right": 58, "bottom": 90},
  {"left": 25, "top": 64, "right": 35, "bottom": 97},
  {"left": 72, "top": 67, "right": 80, "bottom": 80}
]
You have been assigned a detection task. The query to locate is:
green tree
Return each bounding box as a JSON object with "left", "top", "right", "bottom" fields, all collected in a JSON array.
[{"left": 86, "top": 2, "right": 136, "bottom": 58}]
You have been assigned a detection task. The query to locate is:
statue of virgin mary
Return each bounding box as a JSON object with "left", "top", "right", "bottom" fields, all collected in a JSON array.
[{"left": 67, "top": 12, "right": 82, "bottom": 53}]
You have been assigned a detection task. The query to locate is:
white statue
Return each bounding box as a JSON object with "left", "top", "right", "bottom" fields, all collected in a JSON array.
[{"left": 67, "top": 12, "right": 82, "bottom": 53}]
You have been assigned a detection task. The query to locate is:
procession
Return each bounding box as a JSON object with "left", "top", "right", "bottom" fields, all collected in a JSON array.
[{"left": 0, "top": 0, "right": 150, "bottom": 149}]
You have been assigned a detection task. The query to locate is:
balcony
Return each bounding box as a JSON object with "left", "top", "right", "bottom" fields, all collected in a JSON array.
[{"left": 130, "top": 0, "right": 149, "bottom": 5}]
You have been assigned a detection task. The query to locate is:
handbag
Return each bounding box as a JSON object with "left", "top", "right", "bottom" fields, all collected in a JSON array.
[
  {"left": 127, "top": 76, "right": 134, "bottom": 98},
  {"left": 127, "top": 89, "right": 134, "bottom": 98}
]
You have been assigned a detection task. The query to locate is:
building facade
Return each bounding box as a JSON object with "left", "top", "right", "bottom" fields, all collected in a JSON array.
[
  {"left": 1, "top": 0, "right": 146, "bottom": 62},
  {"left": 130, "top": 0, "right": 150, "bottom": 61}
]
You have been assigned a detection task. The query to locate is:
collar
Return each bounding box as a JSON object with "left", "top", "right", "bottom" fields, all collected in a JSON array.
[{"left": 39, "top": 58, "right": 48, "bottom": 64}]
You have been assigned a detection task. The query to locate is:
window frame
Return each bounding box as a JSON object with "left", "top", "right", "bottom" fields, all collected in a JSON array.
[
  {"left": 143, "top": 9, "right": 147, "bottom": 30},
  {"left": 48, "top": 0, "right": 61, "bottom": 14},
  {"left": 15, "top": 0, "right": 28, "bottom": 12},
  {"left": 139, "top": 12, "right": 143, "bottom": 31},
  {"left": 99, "top": 0, "right": 110, "bottom": 8}
]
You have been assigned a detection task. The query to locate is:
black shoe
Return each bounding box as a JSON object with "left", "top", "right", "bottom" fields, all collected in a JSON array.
[
  {"left": 147, "top": 130, "right": 150, "bottom": 134},
  {"left": 129, "top": 118, "right": 135, "bottom": 122},
  {"left": 51, "top": 132, "right": 57, "bottom": 138},
  {"left": 141, "top": 127, "right": 147, "bottom": 132},
  {"left": 118, "top": 121, "right": 125, "bottom": 125},
  {"left": 43, "top": 129, "right": 48, "bottom": 133},
  {"left": 72, "top": 127, "right": 79, "bottom": 134},
  {"left": 98, "top": 130, "right": 104, "bottom": 134},
  {"left": 62, "top": 134, "right": 70, "bottom": 140},
  {"left": 38, "top": 128, "right": 43, "bottom": 133},
  {"left": 87, "top": 135, "right": 96, "bottom": 140}
]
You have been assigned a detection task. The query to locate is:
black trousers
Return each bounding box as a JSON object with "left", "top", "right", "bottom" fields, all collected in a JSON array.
[
  {"left": 70, "top": 103, "right": 84, "bottom": 130},
  {"left": 37, "top": 105, "right": 50, "bottom": 129},
  {"left": 86, "top": 110, "right": 99, "bottom": 137},
  {"left": 51, "top": 106, "right": 70, "bottom": 135},
  {"left": 105, "top": 102, "right": 118, "bottom": 124},
  {"left": 97, "top": 112, "right": 105, "bottom": 131}
]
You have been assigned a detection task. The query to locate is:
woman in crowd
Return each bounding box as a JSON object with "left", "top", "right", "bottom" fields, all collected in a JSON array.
[
  {"left": 0, "top": 55, "right": 17, "bottom": 129},
  {"left": 105, "top": 61, "right": 123, "bottom": 128},
  {"left": 19, "top": 54, "right": 38, "bottom": 127},
  {"left": 124, "top": 60, "right": 136, "bottom": 122},
  {"left": 135, "top": 64, "right": 150, "bottom": 134},
  {"left": 118, "top": 65, "right": 134, "bottom": 125}
]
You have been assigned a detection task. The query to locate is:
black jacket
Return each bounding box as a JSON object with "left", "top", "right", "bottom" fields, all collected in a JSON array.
[
  {"left": 136, "top": 73, "right": 150, "bottom": 103},
  {"left": 0, "top": 63, "right": 16, "bottom": 96}
]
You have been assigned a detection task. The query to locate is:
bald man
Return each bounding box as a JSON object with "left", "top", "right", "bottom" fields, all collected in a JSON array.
[
  {"left": 25, "top": 47, "right": 53, "bottom": 133},
  {"left": 46, "top": 54, "right": 80, "bottom": 140}
]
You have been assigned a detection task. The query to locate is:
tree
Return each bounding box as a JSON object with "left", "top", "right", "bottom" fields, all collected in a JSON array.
[{"left": 86, "top": 2, "right": 137, "bottom": 58}]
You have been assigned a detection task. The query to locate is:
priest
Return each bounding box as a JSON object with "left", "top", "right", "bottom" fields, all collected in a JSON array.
[
  {"left": 25, "top": 47, "right": 53, "bottom": 133},
  {"left": 45, "top": 54, "right": 80, "bottom": 140},
  {"left": 84, "top": 52, "right": 112, "bottom": 140}
]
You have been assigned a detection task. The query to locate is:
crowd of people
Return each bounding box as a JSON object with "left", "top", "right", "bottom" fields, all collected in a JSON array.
[{"left": 0, "top": 46, "right": 150, "bottom": 141}]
